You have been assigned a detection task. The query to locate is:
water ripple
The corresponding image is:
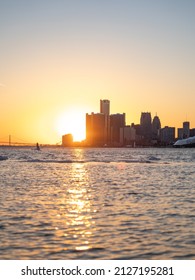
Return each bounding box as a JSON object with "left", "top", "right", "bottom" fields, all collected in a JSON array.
[{"left": 0, "top": 147, "right": 195, "bottom": 259}]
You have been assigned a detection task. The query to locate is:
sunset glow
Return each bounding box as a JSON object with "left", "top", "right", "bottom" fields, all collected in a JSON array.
[
  {"left": 56, "top": 109, "right": 86, "bottom": 142},
  {"left": 1, "top": 0, "right": 195, "bottom": 144}
]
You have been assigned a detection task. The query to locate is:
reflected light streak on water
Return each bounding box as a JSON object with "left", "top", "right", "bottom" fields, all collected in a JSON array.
[{"left": 64, "top": 160, "right": 94, "bottom": 252}]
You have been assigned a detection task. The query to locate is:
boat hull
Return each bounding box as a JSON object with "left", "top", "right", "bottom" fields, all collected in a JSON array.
[{"left": 173, "top": 136, "right": 195, "bottom": 148}]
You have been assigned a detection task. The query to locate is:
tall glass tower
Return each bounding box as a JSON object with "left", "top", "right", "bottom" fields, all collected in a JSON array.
[
  {"left": 100, "top": 99, "right": 110, "bottom": 115},
  {"left": 100, "top": 99, "right": 110, "bottom": 145}
]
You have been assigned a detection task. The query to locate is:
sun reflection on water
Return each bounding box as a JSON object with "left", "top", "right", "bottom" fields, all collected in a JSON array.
[{"left": 63, "top": 150, "right": 95, "bottom": 251}]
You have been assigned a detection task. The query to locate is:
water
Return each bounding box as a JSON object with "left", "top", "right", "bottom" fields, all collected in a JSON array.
[{"left": 0, "top": 147, "right": 195, "bottom": 259}]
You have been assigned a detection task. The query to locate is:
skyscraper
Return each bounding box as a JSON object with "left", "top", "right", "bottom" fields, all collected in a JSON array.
[
  {"left": 183, "top": 121, "right": 190, "bottom": 138},
  {"left": 100, "top": 99, "right": 110, "bottom": 115},
  {"left": 100, "top": 99, "right": 110, "bottom": 144},
  {"left": 86, "top": 113, "right": 106, "bottom": 146},
  {"left": 140, "top": 112, "right": 152, "bottom": 141},
  {"left": 177, "top": 121, "right": 190, "bottom": 139},
  {"left": 152, "top": 115, "right": 161, "bottom": 140},
  {"left": 110, "top": 113, "right": 125, "bottom": 145},
  {"left": 120, "top": 125, "right": 136, "bottom": 146}
]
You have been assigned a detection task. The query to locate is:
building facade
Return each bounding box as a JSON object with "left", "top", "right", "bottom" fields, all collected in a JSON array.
[
  {"left": 62, "top": 134, "right": 73, "bottom": 147},
  {"left": 160, "top": 126, "right": 175, "bottom": 145},
  {"left": 152, "top": 115, "right": 161, "bottom": 141},
  {"left": 177, "top": 121, "right": 190, "bottom": 139},
  {"left": 140, "top": 112, "right": 152, "bottom": 142},
  {"left": 86, "top": 113, "right": 106, "bottom": 146},
  {"left": 100, "top": 99, "right": 110, "bottom": 115},
  {"left": 110, "top": 113, "right": 125, "bottom": 145},
  {"left": 183, "top": 121, "right": 190, "bottom": 138},
  {"left": 190, "top": 128, "right": 195, "bottom": 137},
  {"left": 177, "top": 128, "right": 184, "bottom": 139},
  {"left": 120, "top": 125, "right": 136, "bottom": 146},
  {"left": 100, "top": 99, "right": 110, "bottom": 144}
]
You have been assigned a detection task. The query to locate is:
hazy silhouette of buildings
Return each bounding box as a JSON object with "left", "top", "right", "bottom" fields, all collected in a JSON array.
[
  {"left": 152, "top": 115, "right": 161, "bottom": 142},
  {"left": 177, "top": 121, "right": 190, "bottom": 139},
  {"left": 131, "top": 124, "right": 141, "bottom": 143},
  {"left": 160, "top": 126, "right": 175, "bottom": 145},
  {"left": 62, "top": 134, "right": 73, "bottom": 146},
  {"left": 86, "top": 100, "right": 126, "bottom": 146},
  {"left": 83, "top": 98, "right": 195, "bottom": 147},
  {"left": 140, "top": 112, "right": 152, "bottom": 144},
  {"left": 190, "top": 128, "right": 195, "bottom": 137},
  {"left": 183, "top": 121, "right": 190, "bottom": 138},
  {"left": 120, "top": 125, "right": 136, "bottom": 146},
  {"left": 178, "top": 128, "right": 184, "bottom": 139},
  {"left": 110, "top": 113, "right": 125, "bottom": 146}
]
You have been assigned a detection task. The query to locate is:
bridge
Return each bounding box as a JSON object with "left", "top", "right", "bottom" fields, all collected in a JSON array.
[
  {"left": 0, "top": 135, "right": 39, "bottom": 146},
  {"left": 0, "top": 135, "right": 62, "bottom": 146}
]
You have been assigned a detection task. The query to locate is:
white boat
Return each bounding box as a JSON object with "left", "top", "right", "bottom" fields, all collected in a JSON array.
[{"left": 173, "top": 136, "right": 195, "bottom": 147}]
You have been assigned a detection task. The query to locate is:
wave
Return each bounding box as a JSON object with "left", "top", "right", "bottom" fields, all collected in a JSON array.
[
  {"left": 24, "top": 158, "right": 163, "bottom": 164},
  {"left": 148, "top": 156, "right": 161, "bottom": 161},
  {"left": 26, "top": 159, "right": 85, "bottom": 163},
  {"left": 0, "top": 155, "right": 8, "bottom": 161}
]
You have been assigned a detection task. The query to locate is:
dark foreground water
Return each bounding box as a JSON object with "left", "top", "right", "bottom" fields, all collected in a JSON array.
[{"left": 0, "top": 147, "right": 195, "bottom": 259}]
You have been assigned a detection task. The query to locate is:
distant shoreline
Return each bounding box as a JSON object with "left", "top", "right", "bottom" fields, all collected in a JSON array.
[{"left": 0, "top": 144, "right": 184, "bottom": 149}]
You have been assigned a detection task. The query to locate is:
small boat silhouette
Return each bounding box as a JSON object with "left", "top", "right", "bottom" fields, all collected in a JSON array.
[{"left": 36, "top": 143, "right": 40, "bottom": 151}]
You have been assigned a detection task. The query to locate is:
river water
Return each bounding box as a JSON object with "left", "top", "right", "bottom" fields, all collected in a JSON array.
[{"left": 0, "top": 147, "right": 195, "bottom": 259}]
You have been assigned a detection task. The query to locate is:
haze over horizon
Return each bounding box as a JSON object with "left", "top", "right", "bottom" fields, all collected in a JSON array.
[{"left": 1, "top": 0, "right": 195, "bottom": 144}]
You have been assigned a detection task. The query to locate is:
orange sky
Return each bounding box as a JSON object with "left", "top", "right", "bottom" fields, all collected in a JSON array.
[{"left": 1, "top": 0, "right": 195, "bottom": 144}]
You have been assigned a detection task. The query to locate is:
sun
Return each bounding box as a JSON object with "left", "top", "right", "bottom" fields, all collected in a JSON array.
[{"left": 56, "top": 109, "right": 86, "bottom": 142}]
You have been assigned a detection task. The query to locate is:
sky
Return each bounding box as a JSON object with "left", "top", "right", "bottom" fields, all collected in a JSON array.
[{"left": 0, "top": 0, "right": 195, "bottom": 144}]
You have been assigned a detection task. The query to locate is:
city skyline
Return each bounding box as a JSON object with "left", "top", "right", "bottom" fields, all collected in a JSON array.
[
  {"left": 1, "top": 0, "right": 195, "bottom": 144},
  {"left": 0, "top": 97, "right": 194, "bottom": 145},
  {"left": 83, "top": 99, "right": 194, "bottom": 147}
]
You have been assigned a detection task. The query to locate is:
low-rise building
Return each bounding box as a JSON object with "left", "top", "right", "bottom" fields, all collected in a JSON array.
[{"left": 62, "top": 134, "right": 73, "bottom": 147}]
